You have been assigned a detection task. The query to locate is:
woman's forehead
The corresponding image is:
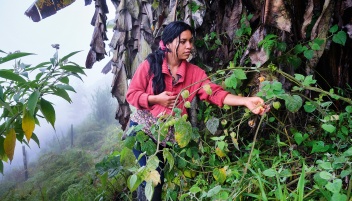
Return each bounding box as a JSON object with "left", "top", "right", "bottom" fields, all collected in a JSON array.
[{"left": 179, "top": 30, "right": 193, "bottom": 39}]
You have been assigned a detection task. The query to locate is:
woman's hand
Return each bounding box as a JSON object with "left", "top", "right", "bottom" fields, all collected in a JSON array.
[
  {"left": 148, "top": 91, "right": 177, "bottom": 108},
  {"left": 244, "top": 97, "right": 269, "bottom": 115},
  {"left": 223, "top": 94, "right": 269, "bottom": 115}
]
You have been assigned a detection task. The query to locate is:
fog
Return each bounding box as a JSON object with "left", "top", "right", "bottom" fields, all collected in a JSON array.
[{"left": 0, "top": 1, "right": 117, "bottom": 177}]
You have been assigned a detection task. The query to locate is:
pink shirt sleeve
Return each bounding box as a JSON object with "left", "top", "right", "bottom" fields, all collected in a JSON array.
[{"left": 126, "top": 60, "right": 152, "bottom": 110}]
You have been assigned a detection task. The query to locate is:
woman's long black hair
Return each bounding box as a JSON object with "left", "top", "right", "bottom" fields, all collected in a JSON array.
[{"left": 147, "top": 21, "right": 194, "bottom": 94}]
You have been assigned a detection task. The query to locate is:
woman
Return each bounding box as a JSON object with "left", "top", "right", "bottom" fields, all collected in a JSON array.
[{"left": 126, "top": 21, "right": 267, "bottom": 200}]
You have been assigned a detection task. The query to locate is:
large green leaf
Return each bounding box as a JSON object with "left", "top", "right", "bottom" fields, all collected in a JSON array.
[
  {"left": 0, "top": 52, "right": 34, "bottom": 64},
  {"left": 174, "top": 119, "right": 192, "bottom": 148},
  {"left": 52, "top": 87, "right": 72, "bottom": 103},
  {"left": 27, "top": 90, "right": 40, "bottom": 116},
  {"left": 31, "top": 133, "right": 40, "bottom": 148},
  {"left": 40, "top": 98, "right": 56, "bottom": 128},
  {"left": 0, "top": 70, "right": 27, "bottom": 83},
  {"left": 332, "top": 31, "right": 347, "bottom": 46},
  {"left": 213, "top": 167, "right": 226, "bottom": 184},
  {"left": 283, "top": 95, "right": 302, "bottom": 113},
  {"left": 60, "top": 65, "right": 86, "bottom": 75},
  {"left": 233, "top": 69, "right": 247, "bottom": 80},
  {"left": 206, "top": 117, "right": 219, "bottom": 134},
  {"left": 59, "top": 51, "right": 82, "bottom": 64},
  {"left": 55, "top": 84, "right": 76, "bottom": 92},
  {"left": 163, "top": 148, "right": 174, "bottom": 171},
  {"left": 325, "top": 179, "right": 342, "bottom": 194}
]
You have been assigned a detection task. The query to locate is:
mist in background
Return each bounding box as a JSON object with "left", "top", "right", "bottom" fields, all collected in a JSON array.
[{"left": 0, "top": 1, "right": 118, "bottom": 176}]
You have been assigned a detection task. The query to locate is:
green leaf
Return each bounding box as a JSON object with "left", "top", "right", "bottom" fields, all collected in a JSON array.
[
  {"left": 55, "top": 84, "right": 76, "bottom": 92},
  {"left": 0, "top": 52, "right": 34, "bottom": 64},
  {"left": 262, "top": 168, "right": 276, "bottom": 177},
  {"left": 190, "top": 185, "right": 202, "bottom": 194},
  {"left": 329, "top": 25, "right": 338, "bottom": 33},
  {"left": 27, "top": 90, "right": 40, "bottom": 116},
  {"left": 233, "top": 69, "right": 247, "bottom": 80},
  {"left": 59, "top": 76, "right": 69, "bottom": 84},
  {"left": 52, "top": 87, "right": 72, "bottom": 103},
  {"left": 145, "top": 182, "right": 154, "bottom": 200},
  {"left": 304, "top": 102, "right": 316, "bottom": 113},
  {"left": 304, "top": 49, "right": 314, "bottom": 60},
  {"left": 124, "top": 136, "right": 136, "bottom": 149},
  {"left": 136, "top": 131, "right": 149, "bottom": 143},
  {"left": 331, "top": 193, "right": 347, "bottom": 201},
  {"left": 127, "top": 174, "right": 139, "bottom": 191},
  {"left": 294, "top": 132, "right": 308, "bottom": 145},
  {"left": 27, "top": 62, "right": 51, "bottom": 71},
  {"left": 325, "top": 179, "right": 342, "bottom": 194},
  {"left": 60, "top": 65, "right": 86, "bottom": 75},
  {"left": 311, "top": 141, "right": 329, "bottom": 153},
  {"left": 271, "top": 81, "right": 282, "bottom": 91},
  {"left": 0, "top": 70, "right": 27, "bottom": 83},
  {"left": 302, "top": 75, "right": 316, "bottom": 86},
  {"left": 59, "top": 51, "right": 82, "bottom": 64},
  {"left": 287, "top": 55, "right": 302, "bottom": 68},
  {"left": 314, "top": 38, "right": 325, "bottom": 46},
  {"left": 206, "top": 117, "right": 219, "bottom": 135},
  {"left": 294, "top": 44, "right": 305, "bottom": 54},
  {"left": 213, "top": 167, "right": 226, "bottom": 184},
  {"left": 163, "top": 148, "right": 174, "bottom": 171},
  {"left": 207, "top": 185, "right": 222, "bottom": 197},
  {"left": 319, "top": 162, "right": 332, "bottom": 170},
  {"left": 294, "top": 74, "right": 305, "bottom": 81},
  {"left": 174, "top": 119, "right": 192, "bottom": 148},
  {"left": 345, "top": 105, "right": 352, "bottom": 113},
  {"left": 31, "top": 133, "right": 40, "bottom": 148},
  {"left": 314, "top": 172, "right": 328, "bottom": 186},
  {"left": 310, "top": 42, "right": 321, "bottom": 50},
  {"left": 225, "top": 74, "right": 237, "bottom": 89},
  {"left": 141, "top": 140, "right": 157, "bottom": 156},
  {"left": 332, "top": 31, "right": 347, "bottom": 46},
  {"left": 322, "top": 124, "right": 336, "bottom": 133},
  {"left": 342, "top": 147, "right": 352, "bottom": 157},
  {"left": 40, "top": 98, "right": 56, "bottom": 128},
  {"left": 146, "top": 155, "right": 160, "bottom": 171},
  {"left": 284, "top": 95, "right": 302, "bottom": 113}
]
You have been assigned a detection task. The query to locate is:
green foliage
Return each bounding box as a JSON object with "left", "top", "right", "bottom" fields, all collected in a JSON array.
[{"left": 0, "top": 49, "right": 85, "bottom": 173}]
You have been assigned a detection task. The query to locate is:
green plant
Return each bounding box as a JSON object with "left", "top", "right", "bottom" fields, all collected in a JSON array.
[{"left": 0, "top": 49, "right": 86, "bottom": 173}]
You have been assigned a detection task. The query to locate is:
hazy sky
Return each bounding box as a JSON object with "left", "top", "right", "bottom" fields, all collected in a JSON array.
[{"left": 0, "top": 0, "right": 117, "bottom": 172}]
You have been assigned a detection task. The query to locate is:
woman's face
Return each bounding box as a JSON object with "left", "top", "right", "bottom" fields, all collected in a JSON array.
[{"left": 167, "top": 30, "right": 193, "bottom": 60}]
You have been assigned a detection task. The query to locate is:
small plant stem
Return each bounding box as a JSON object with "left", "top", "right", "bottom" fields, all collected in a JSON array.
[
  {"left": 347, "top": 176, "right": 352, "bottom": 200},
  {"left": 230, "top": 113, "right": 266, "bottom": 198},
  {"left": 304, "top": 188, "right": 317, "bottom": 199}
]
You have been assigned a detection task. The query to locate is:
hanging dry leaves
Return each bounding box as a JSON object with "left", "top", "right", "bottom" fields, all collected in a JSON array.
[{"left": 25, "top": 0, "right": 76, "bottom": 22}]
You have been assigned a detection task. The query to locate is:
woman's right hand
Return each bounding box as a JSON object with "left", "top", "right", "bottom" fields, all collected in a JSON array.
[{"left": 148, "top": 91, "right": 177, "bottom": 108}]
